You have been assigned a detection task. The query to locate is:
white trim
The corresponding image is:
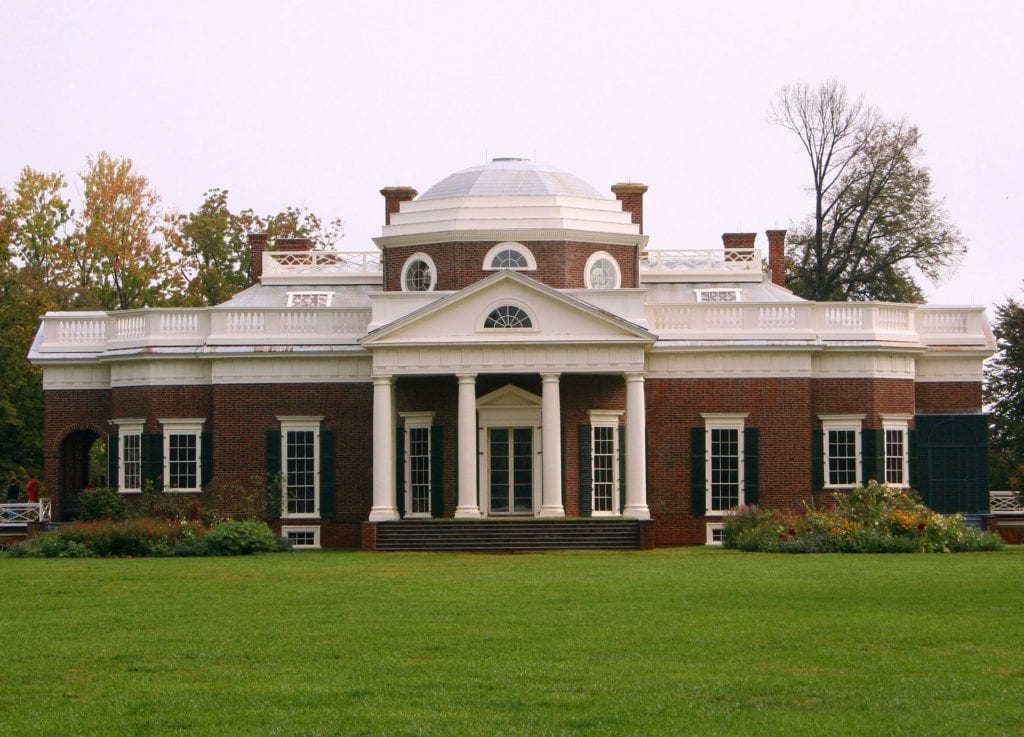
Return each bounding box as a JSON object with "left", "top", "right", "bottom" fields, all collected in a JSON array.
[
  {"left": 479, "top": 300, "right": 537, "bottom": 331},
  {"left": 477, "top": 385, "right": 543, "bottom": 516},
  {"left": 159, "top": 418, "right": 206, "bottom": 493},
  {"left": 706, "top": 522, "right": 725, "bottom": 546},
  {"left": 279, "top": 417, "right": 322, "bottom": 519},
  {"left": 483, "top": 242, "right": 537, "bottom": 271},
  {"left": 584, "top": 251, "right": 621, "bottom": 289},
  {"left": 881, "top": 417, "right": 911, "bottom": 488},
  {"left": 400, "top": 253, "right": 437, "bottom": 292},
  {"left": 112, "top": 418, "right": 145, "bottom": 494},
  {"left": 694, "top": 288, "right": 742, "bottom": 303},
  {"left": 281, "top": 525, "right": 321, "bottom": 549},
  {"left": 820, "top": 415, "right": 864, "bottom": 489},
  {"left": 703, "top": 415, "right": 747, "bottom": 515}
]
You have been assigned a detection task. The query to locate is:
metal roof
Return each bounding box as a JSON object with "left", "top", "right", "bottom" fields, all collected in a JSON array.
[{"left": 417, "top": 158, "right": 606, "bottom": 200}]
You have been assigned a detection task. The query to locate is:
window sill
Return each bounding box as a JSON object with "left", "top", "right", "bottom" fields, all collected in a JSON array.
[
  {"left": 118, "top": 489, "right": 142, "bottom": 495},
  {"left": 164, "top": 489, "right": 202, "bottom": 494}
]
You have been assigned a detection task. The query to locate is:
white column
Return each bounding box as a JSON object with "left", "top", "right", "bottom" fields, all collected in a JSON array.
[
  {"left": 538, "top": 372, "right": 565, "bottom": 517},
  {"left": 623, "top": 372, "right": 651, "bottom": 520},
  {"left": 455, "top": 374, "right": 482, "bottom": 518},
  {"left": 369, "top": 374, "right": 399, "bottom": 521}
]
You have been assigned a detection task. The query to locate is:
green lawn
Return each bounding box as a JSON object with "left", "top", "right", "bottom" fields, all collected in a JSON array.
[{"left": 1, "top": 548, "right": 1022, "bottom": 737}]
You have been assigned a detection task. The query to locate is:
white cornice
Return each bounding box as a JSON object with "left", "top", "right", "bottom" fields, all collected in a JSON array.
[{"left": 373, "top": 228, "right": 648, "bottom": 249}]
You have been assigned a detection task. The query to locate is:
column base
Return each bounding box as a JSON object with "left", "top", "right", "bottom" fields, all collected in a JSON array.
[
  {"left": 454, "top": 506, "right": 483, "bottom": 519},
  {"left": 622, "top": 505, "right": 651, "bottom": 521},
  {"left": 368, "top": 507, "right": 400, "bottom": 522},
  {"left": 537, "top": 505, "right": 566, "bottom": 518}
]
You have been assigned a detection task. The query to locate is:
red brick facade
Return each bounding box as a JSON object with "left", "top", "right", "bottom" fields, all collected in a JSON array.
[
  {"left": 383, "top": 241, "right": 640, "bottom": 292},
  {"left": 915, "top": 381, "right": 983, "bottom": 414}
]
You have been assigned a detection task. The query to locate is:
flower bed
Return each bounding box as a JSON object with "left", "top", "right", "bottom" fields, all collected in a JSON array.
[{"left": 723, "top": 482, "right": 1004, "bottom": 553}]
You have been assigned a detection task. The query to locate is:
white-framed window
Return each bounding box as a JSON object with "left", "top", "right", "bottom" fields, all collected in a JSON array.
[
  {"left": 483, "top": 304, "right": 533, "bottom": 329},
  {"left": 160, "top": 418, "right": 205, "bottom": 493},
  {"left": 706, "top": 522, "right": 725, "bottom": 546},
  {"left": 695, "top": 288, "right": 742, "bottom": 302},
  {"left": 589, "top": 410, "right": 622, "bottom": 516},
  {"left": 881, "top": 414, "right": 911, "bottom": 488},
  {"left": 584, "top": 252, "right": 621, "bottom": 289},
  {"left": 279, "top": 416, "right": 322, "bottom": 518},
  {"left": 113, "top": 418, "right": 145, "bottom": 494},
  {"left": 401, "top": 253, "right": 437, "bottom": 292},
  {"left": 821, "top": 415, "right": 864, "bottom": 488},
  {"left": 401, "top": 412, "right": 434, "bottom": 518},
  {"left": 703, "top": 413, "right": 747, "bottom": 513},
  {"left": 286, "top": 291, "right": 333, "bottom": 307},
  {"left": 281, "top": 525, "right": 321, "bottom": 549},
  {"left": 483, "top": 242, "right": 536, "bottom": 271}
]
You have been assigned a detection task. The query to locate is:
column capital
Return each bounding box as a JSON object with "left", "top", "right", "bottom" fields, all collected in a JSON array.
[
  {"left": 371, "top": 374, "right": 394, "bottom": 385},
  {"left": 540, "top": 372, "right": 561, "bottom": 382},
  {"left": 456, "top": 373, "right": 477, "bottom": 384},
  {"left": 624, "top": 372, "right": 646, "bottom": 384}
]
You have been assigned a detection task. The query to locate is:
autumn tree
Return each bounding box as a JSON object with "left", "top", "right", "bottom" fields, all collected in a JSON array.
[
  {"left": 71, "top": 152, "right": 181, "bottom": 309},
  {"left": 769, "top": 79, "right": 965, "bottom": 302},
  {"left": 985, "top": 288, "right": 1024, "bottom": 491}
]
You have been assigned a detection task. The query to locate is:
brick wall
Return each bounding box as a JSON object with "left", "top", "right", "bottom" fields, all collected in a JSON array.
[
  {"left": 812, "top": 378, "right": 916, "bottom": 427},
  {"left": 915, "top": 382, "right": 983, "bottom": 414},
  {"left": 42, "top": 388, "right": 112, "bottom": 519},
  {"left": 383, "top": 241, "right": 639, "bottom": 292}
]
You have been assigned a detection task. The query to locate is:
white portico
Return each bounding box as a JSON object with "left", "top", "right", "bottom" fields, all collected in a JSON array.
[{"left": 361, "top": 270, "right": 654, "bottom": 521}]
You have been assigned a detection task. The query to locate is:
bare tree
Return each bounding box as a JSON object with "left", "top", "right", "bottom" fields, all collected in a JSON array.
[{"left": 770, "top": 79, "right": 965, "bottom": 302}]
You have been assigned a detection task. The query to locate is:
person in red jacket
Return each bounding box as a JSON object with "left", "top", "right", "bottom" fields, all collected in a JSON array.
[{"left": 26, "top": 477, "right": 39, "bottom": 504}]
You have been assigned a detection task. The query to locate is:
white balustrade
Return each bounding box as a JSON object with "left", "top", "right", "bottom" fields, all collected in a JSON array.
[
  {"left": 642, "top": 248, "right": 760, "bottom": 273},
  {"left": 0, "top": 498, "right": 52, "bottom": 527},
  {"left": 990, "top": 491, "right": 1024, "bottom": 515}
]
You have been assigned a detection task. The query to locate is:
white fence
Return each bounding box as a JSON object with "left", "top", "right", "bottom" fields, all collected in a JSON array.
[
  {"left": 0, "top": 499, "right": 52, "bottom": 527},
  {"left": 990, "top": 491, "right": 1024, "bottom": 515}
]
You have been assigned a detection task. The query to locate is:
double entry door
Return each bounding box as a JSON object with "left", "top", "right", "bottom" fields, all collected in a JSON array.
[{"left": 487, "top": 427, "right": 534, "bottom": 514}]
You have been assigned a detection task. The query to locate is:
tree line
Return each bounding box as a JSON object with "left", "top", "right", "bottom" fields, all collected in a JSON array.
[{"left": 0, "top": 151, "right": 343, "bottom": 480}]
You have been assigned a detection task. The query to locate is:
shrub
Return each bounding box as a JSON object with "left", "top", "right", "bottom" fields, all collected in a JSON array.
[
  {"left": 8, "top": 532, "right": 95, "bottom": 558},
  {"left": 205, "top": 520, "right": 279, "bottom": 555},
  {"left": 722, "top": 483, "right": 1004, "bottom": 554},
  {"left": 79, "top": 487, "right": 127, "bottom": 521}
]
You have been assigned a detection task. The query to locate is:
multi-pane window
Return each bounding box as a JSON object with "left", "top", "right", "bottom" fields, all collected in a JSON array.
[
  {"left": 584, "top": 252, "right": 621, "bottom": 289},
  {"left": 484, "top": 242, "right": 535, "bottom": 271},
  {"left": 695, "top": 288, "right": 742, "bottom": 302},
  {"left": 881, "top": 417, "right": 910, "bottom": 487},
  {"left": 160, "top": 419, "right": 205, "bottom": 493},
  {"left": 167, "top": 433, "right": 198, "bottom": 490},
  {"left": 286, "top": 291, "right": 333, "bottom": 307},
  {"left": 122, "top": 431, "right": 142, "bottom": 492},
  {"left": 592, "top": 425, "right": 616, "bottom": 513},
  {"left": 709, "top": 427, "right": 741, "bottom": 511},
  {"left": 282, "top": 526, "right": 321, "bottom": 549},
  {"left": 408, "top": 426, "right": 431, "bottom": 515},
  {"left": 821, "top": 417, "right": 863, "bottom": 488},
  {"left": 484, "top": 305, "right": 532, "bottom": 328},
  {"left": 402, "top": 254, "right": 436, "bottom": 292},
  {"left": 285, "top": 429, "right": 317, "bottom": 516}
]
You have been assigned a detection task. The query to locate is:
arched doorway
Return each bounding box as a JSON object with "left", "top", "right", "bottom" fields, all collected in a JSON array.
[{"left": 59, "top": 430, "right": 102, "bottom": 521}]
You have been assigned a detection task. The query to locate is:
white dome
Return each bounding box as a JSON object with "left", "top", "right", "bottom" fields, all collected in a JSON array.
[{"left": 418, "top": 158, "right": 606, "bottom": 200}]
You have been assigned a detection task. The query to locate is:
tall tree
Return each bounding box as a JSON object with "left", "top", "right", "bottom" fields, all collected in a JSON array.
[
  {"left": 72, "top": 152, "right": 181, "bottom": 309},
  {"left": 985, "top": 288, "right": 1024, "bottom": 491},
  {"left": 770, "top": 79, "right": 965, "bottom": 302}
]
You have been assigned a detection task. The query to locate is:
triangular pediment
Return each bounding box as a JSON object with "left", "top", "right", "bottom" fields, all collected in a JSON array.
[
  {"left": 361, "top": 271, "right": 653, "bottom": 348},
  {"left": 477, "top": 384, "right": 541, "bottom": 409}
]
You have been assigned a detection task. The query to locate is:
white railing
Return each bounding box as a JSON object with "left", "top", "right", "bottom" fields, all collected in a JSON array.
[
  {"left": 207, "top": 308, "right": 372, "bottom": 344},
  {"left": 917, "top": 306, "right": 992, "bottom": 346},
  {"left": 0, "top": 499, "right": 52, "bottom": 527},
  {"left": 990, "top": 491, "right": 1024, "bottom": 515},
  {"left": 641, "top": 248, "right": 761, "bottom": 275},
  {"left": 261, "top": 251, "right": 382, "bottom": 284}
]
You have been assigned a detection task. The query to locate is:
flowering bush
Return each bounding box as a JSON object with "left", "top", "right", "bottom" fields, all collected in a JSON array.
[{"left": 722, "top": 482, "right": 1003, "bottom": 553}]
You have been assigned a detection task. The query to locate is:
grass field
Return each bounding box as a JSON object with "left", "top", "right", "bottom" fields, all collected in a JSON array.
[{"left": 1, "top": 547, "right": 1022, "bottom": 737}]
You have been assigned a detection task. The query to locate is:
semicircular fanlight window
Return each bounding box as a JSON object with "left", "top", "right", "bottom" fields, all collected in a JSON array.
[{"left": 484, "top": 305, "right": 532, "bottom": 329}]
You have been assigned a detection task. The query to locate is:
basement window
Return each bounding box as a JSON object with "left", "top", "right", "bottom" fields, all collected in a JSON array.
[
  {"left": 695, "top": 288, "right": 742, "bottom": 302},
  {"left": 282, "top": 525, "right": 321, "bottom": 549}
]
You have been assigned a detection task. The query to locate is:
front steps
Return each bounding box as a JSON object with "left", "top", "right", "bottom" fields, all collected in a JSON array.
[{"left": 372, "top": 518, "right": 644, "bottom": 551}]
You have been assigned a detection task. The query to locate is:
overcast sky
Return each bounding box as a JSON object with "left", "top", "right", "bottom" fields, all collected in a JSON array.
[{"left": 2, "top": 0, "right": 1022, "bottom": 311}]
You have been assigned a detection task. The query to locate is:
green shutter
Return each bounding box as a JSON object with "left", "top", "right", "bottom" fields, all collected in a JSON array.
[
  {"left": 690, "top": 427, "right": 706, "bottom": 516},
  {"left": 319, "top": 430, "right": 336, "bottom": 518},
  {"left": 861, "top": 429, "right": 883, "bottom": 484},
  {"left": 142, "top": 432, "right": 163, "bottom": 489},
  {"left": 617, "top": 426, "right": 626, "bottom": 512},
  {"left": 395, "top": 427, "right": 406, "bottom": 518},
  {"left": 265, "top": 431, "right": 282, "bottom": 516},
  {"left": 907, "top": 428, "right": 918, "bottom": 489},
  {"left": 200, "top": 431, "right": 213, "bottom": 489},
  {"left": 430, "top": 426, "right": 444, "bottom": 517},
  {"left": 812, "top": 427, "right": 825, "bottom": 489},
  {"left": 107, "top": 435, "right": 119, "bottom": 491},
  {"left": 743, "top": 428, "right": 759, "bottom": 506},
  {"left": 579, "top": 424, "right": 592, "bottom": 517}
]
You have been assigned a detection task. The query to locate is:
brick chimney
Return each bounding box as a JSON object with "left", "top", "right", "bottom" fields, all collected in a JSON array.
[
  {"left": 380, "top": 186, "right": 418, "bottom": 226},
  {"left": 766, "top": 229, "right": 787, "bottom": 287},
  {"left": 274, "top": 237, "right": 315, "bottom": 252},
  {"left": 721, "top": 232, "right": 757, "bottom": 262},
  {"left": 611, "top": 183, "right": 648, "bottom": 233},
  {"left": 248, "top": 232, "right": 269, "bottom": 285}
]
